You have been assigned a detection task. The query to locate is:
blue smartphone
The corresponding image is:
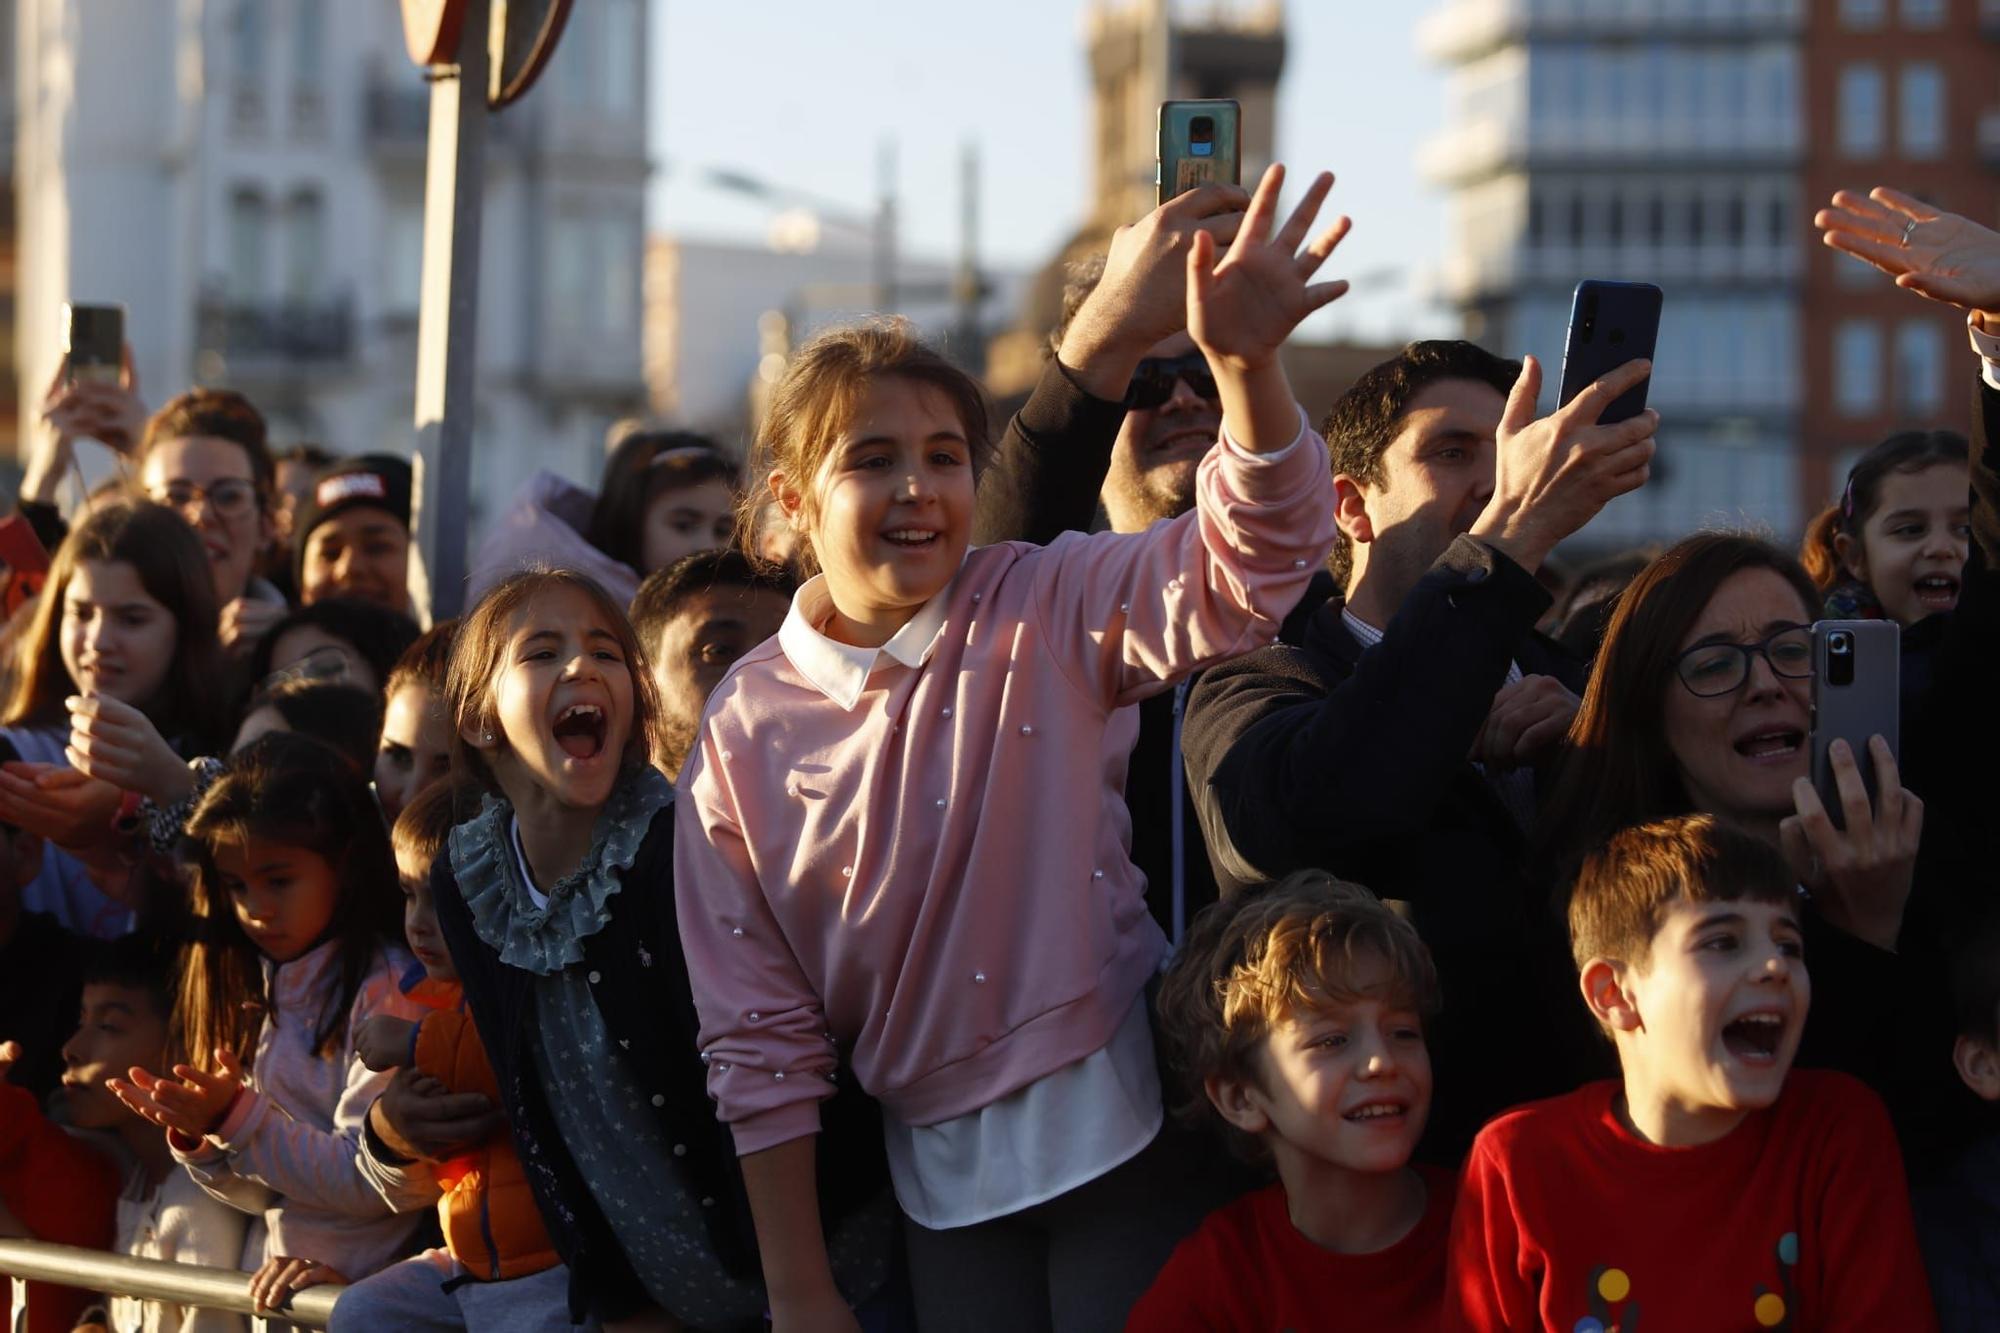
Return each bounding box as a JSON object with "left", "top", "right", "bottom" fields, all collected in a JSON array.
[
  {"left": 1157, "top": 100, "right": 1241, "bottom": 206},
  {"left": 1556, "top": 280, "right": 1662, "bottom": 425}
]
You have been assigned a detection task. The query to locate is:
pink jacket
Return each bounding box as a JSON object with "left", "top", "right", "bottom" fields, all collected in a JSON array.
[{"left": 675, "top": 421, "right": 1335, "bottom": 1155}]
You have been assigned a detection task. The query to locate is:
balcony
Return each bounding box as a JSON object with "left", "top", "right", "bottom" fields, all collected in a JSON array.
[
  {"left": 195, "top": 292, "right": 355, "bottom": 372},
  {"left": 1420, "top": 0, "right": 1804, "bottom": 63},
  {"left": 1436, "top": 241, "right": 1803, "bottom": 303},
  {"left": 1422, "top": 116, "right": 1802, "bottom": 185}
]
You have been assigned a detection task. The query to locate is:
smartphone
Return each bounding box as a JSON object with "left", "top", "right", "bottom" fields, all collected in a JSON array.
[
  {"left": 1157, "top": 100, "right": 1241, "bottom": 206},
  {"left": 63, "top": 303, "right": 124, "bottom": 387},
  {"left": 1556, "top": 281, "right": 1661, "bottom": 425},
  {"left": 1810, "top": 620, "right": 1900, "bottom": 829}
]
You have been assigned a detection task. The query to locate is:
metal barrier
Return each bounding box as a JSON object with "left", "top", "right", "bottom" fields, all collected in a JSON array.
[{"left": 0, "top": 1237, "right": 344, "bottom": 1329}]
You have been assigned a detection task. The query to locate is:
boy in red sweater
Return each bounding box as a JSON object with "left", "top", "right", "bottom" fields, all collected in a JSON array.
[
  {"left": 1445, "top": 815, "right": 1936, "bottom": 1331},
  {"left": 1128, "top": 871, "right": 1455, "bottom": 1331}
]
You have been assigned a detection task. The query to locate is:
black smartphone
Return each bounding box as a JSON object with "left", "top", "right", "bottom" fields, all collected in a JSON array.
[
  {"left": 1157, "top": 99, "right": 1241, "bottom": 206},
  {"left": 63, "top": 302, "right": 124, "bottom": 387},
  {"left": 1810, "top": 620, "right": 1900, "bottom": 829},
  {"left": 1556, "top": 281, "right": 1661, "bottom": 425}
]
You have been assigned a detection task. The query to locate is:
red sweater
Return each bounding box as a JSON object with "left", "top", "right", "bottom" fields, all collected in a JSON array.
[
  {"left": 0, "top": 1082, "right": 121, "bottom": 1333},
  {"left": 1444, "top": 1069, "right": 1937, "bottom": 1332},
  {"left": 1127, "top": 1163, "right": 1455, "bottom": 1331}
]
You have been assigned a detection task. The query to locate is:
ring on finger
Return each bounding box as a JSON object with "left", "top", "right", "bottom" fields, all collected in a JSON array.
[{"left": 1900, "top": 218, "right": 1919, "bottom": 247}]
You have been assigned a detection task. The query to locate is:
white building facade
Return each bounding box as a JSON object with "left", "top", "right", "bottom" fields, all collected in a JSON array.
[
  {"left": 16, "top": 0, "right": 650, "bottom": 533},
  {"left": 1420, "top": 0, "right": 1806, "bottom": 548}
]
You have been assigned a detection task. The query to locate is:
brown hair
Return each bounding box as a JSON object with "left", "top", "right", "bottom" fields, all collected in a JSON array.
[
  {"left": 1799, "top": 430, "right": 1969, "bottom": 593},
  {"left": 178, "top": 733, "right": 403, "bottom": 1065},
  {"left": 741, "top": 319, "right": 991, "bottom": 577},
  {"left": 3, "top": 500, "right": 225, "bottom": 748},
  {"left": 1155, "top": 870, "right": 1440, "bottom": 1159},
  {"left": 141, "top": 388, "right": 276, "bottom": 498},
  {"left": 1568, "top": 815, "right": 1798, "bottom": 972},
  {"left": 1539, "top": 534, "right": 1819, "bottom": 876},
  {"left": 586, "top": 432, "right": 740, "bottom": 574},
  {"left": 444, "top": 569, "right": 663, "bottom": 801},
  {"left": 385, "top": 618, "right": 460, "bottom": 702},
  {"left": 391, "top": 778, "right": 460, "bottom": 880}
]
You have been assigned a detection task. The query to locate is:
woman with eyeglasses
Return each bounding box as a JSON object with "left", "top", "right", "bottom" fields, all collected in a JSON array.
[
  {"left": 0, "top": 499, "right": 228, "bottom": 938},
  {"left": 1536, "top": 533, "right": 1981, "bottom": 1179}
]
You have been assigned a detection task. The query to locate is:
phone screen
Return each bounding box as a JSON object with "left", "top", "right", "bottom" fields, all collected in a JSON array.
[{"left": 63, "top": 303, "right": 124, "bottom": 387}]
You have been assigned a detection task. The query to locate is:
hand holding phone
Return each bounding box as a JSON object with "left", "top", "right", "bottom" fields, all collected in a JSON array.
[
  {"left": 1808, "top": 620, "right": 1900, "bottom": 826},
  {"left": 1158, "top": 100, "right": 1241, "bottom": 206},
  {"left": 1557, "top": 281, "right": 1661, "bottom": 425}
]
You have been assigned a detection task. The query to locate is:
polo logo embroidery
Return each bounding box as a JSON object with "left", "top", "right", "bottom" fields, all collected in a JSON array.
[{"left": 317, "top": 472, "right": 388, "bottom": 506}]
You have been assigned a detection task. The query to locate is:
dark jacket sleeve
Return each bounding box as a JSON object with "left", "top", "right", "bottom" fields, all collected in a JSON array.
[
  {"left": 15, "top": 500, "right": 66, "bottom": 556},
  {"left": 1183, "top": 536, "right": 1551, "bottom": 885},
  {"left": 970, "top": 355, "right": 1129, "bottom": 545}
]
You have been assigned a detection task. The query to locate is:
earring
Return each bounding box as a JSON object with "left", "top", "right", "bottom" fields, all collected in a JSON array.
[{"left": 481, "top": 730, "right": 494, "bottom": 744}]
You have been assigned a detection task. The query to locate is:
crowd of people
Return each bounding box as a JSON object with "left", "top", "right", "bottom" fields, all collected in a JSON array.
[{"left": 0, "top": 163, "right": 1996, "bottom": 1333}]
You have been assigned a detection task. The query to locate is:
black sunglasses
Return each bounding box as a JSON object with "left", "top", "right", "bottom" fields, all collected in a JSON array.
[{"left": 1122, "top": 353, "right": 1219, "bottom": 411}]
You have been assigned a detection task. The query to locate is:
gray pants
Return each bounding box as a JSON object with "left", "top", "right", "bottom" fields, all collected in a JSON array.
[
  {"left": 901, "top": 1129, "right": 1226, "bottom": 1333},
  {"left": 327, "top": 1250, "right": 594, "bottom": 1332}
]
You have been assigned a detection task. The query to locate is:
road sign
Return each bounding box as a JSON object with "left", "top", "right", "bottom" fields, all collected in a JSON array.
[
  {"left": 399, "top": 0, "right": 467, "bottom": 66},
  {"left": 489, "top": 0, "right": 573, "bottom": 108}
]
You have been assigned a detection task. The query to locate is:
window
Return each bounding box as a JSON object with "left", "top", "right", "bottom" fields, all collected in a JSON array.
[
  {"left": 227, "top": 190, "right": 269, "bottom": 302},
  {"left": 1568, "top": 196, "right": 1586, "bottom": 246},
  {"left": 1834, "top": 321, "right": 1883, "bottom": 417},
  {"left": 293, "top": 0, "right": 322, "bottom": 89},
  {"left": 231, "top": 0, "right": 266, "bottom": 123},
  {"left": 1606, "top": 195, "right": 1623, "bottom": 245},
  {"left": 1646, "top": 195, "right": 1665, "bottom": 244},
  {"left": 1899, "top": 64, "right": 1946, "bottom": 159},
  {"left": 1725, "top": 196, "right": 1745, "bottom": 245},
  {"left": 1688, "top": 195, "right": 1705, "bottom": 245},
  {"left": 282, "top": 190, "right": 324, "bottom": 303},
  {"left": 1895, "top": 320, "right": 1946, "bottom": 416},
  {"left": 1840, "top": 0, "right": 1887, "bottom": 26},
  {"left": 1767, "top": 196, "right": 1788, "bottom": 247},
  {"left": 1900, "top": 0, "right": 1947, "bottom": 27},
  {"left": 1527, "top": 193, "right": 1544, "bottom": 244},
  {"left": 1838, "top": 64, "right": 1885, "bottom": 157}
]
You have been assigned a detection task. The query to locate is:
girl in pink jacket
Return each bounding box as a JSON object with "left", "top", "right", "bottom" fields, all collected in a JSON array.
[{"left": 675, "top": 163, "right": 1349, "bottom": 1331}]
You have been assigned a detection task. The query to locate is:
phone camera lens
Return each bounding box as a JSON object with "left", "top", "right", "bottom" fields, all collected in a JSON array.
[
  {"left": 1190, "top": 116, "right": 1214, "bottom": 143},
  {"left": 1829, "top": 632, "right": 1853, "bottom": 654}
]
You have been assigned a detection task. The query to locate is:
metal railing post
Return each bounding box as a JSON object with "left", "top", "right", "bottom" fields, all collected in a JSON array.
[{"left": 0, "top": 1238, "right": 344, "bottom": 1329}]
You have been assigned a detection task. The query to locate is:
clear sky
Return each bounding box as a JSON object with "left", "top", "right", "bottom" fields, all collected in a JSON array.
[{"left": 646, "top": 1, "right": 1452, "bottom": 344}]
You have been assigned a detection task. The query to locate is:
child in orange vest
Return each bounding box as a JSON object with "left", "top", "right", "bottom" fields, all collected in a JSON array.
[{"left": 335, "top": 782, "right": 574, "bottom": 1330}]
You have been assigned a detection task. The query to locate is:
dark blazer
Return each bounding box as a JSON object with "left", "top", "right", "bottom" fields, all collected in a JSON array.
[
  {"left": 431, "top": 801, "right": 887, "bottom": 1322},
  {"left": 1181, "top": 535, "right": 1598, "bottom": 1156}
]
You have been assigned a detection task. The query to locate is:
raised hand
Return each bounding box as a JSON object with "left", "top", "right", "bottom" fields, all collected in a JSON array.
[
  {"left": 1469, "top": 356, "right": 1658, "bottom": 573},
  {"left": 66, "top": 694, "right": 192, "bottom": 805},
  {"left": 1815, "top": 188, "right": 2000, "bottom": 316},
  {"left": 1185, "top": 164, "right": 1350, "bottom": 376},
  {"left": 22, "top": 347, "right": 145, "bottom": 507},
  {"left": 1060, "top": 182, "right": 1251, "bottom": 398},
  {"left": 108, "top": 1047, "right": 244, "bottom": 1141},
  {"left": 1779, "top": 735, "right": 1922, "bottom": 954}
]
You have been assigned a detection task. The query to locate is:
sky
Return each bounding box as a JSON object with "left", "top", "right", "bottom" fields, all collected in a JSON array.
[{"left": 646, "top": 1, "right": 1452, "bottom": 345}]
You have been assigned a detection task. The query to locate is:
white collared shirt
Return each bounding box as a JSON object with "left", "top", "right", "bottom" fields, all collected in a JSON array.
[{"left": 777, "top": 570, "right": 958, "bottom": 712}]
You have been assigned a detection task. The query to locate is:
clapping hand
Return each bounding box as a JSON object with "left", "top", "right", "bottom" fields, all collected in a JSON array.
[{"left": 108, "top": 1048, "right": 245, "bottom": 1142}]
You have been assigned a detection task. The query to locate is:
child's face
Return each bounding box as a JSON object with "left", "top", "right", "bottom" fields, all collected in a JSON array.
[
  {"left": 376, "top": 683, "right": 452, "bottom": 823},
  {"left": 482, "top": 585, "right": 636, "bottom": 810},
  {"left": 396, "top": 846, "right": 455, "bottom": 983},
  {"left": 1225, "top": 953, "right": 1433, "bottom": 1177},
  {"left": 60, "top": 982, "right": 170, "bottom": 1131},
  {"left": 782, "top": 376, "right": 974, "bottom": 641},
  {"left": 1844, "top": 463, "right": 1969, "bottom": 626},
  {"left": 1615, "top": 898, "right": 1809, "bottom": 1119},
  {"left": 60, "top": 558, "right": 178, "bottom": 708},
  {"left": 641, "top": 479, "right": 737, "bottom": 576},
  {"left": 213, "top": 837, "right": 343, "bottom": 964}
]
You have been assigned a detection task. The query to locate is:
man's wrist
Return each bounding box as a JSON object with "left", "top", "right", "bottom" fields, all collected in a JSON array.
[
  {"left": 1467, "top": 517, "right": 1552, "bottom": 575},
  {"left": 1055, "top": 315, "right": 1151, "bottom": 402}
]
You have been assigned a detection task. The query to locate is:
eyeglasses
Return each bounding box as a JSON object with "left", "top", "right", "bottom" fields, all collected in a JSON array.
[
  {"left": 152, "top": 477, "right": 260, "bottom": 519},
  {"left": 259, "top": 644, "right": 353, "bottom": 696},
  {"left": 1122, "top": 353, "right": 1219, "bottom": 411},
  {"left": 1673, "top": 626, "right": 1813, "bottom": 698}
]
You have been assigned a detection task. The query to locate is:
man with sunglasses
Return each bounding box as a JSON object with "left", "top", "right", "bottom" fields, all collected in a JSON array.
[
  {"left": 972, "top": 181, "right": 1340, "bottom": 950},
  {"left": 1180, "top": 342, "right": 1659, "bottom": 1156}
]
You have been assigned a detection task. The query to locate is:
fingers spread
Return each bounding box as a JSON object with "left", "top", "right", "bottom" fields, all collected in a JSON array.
[
  {"left": 1869, "top": 186, "right": 1938, "bottom": 221},
  {"left": 1273, "top": 171, "right": 1334, "bottom": 255}
]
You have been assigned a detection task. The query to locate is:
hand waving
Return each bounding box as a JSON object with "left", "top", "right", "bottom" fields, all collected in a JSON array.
[
  {"left": 1815, "top": 187, "right": 2000, "bottom": 315},
  {"left": 1186, "top": 164, "right": 1351, "bottom": 375}
]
